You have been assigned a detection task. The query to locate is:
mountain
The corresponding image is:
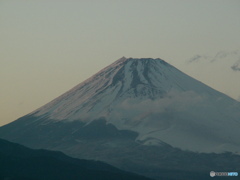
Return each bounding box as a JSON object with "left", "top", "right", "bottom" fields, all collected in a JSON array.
[
  {"left": 1, "top": 57, "right": 240, "bottom": 179},
  {"left": 0, "top": 138, "right": 152, "bottom": 180}
]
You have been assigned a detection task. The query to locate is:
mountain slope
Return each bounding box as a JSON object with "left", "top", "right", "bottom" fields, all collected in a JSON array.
[
  {"left": 3, "top": 57, "right": 240, "bottom": 153},
  {"left": 31, "top": 57, "right": 234, "bottom": 121},
  {"left": 0, "top": 138, "right": 152, "bottom": 180},
  {"left": 1, "top": 57, "right": 240, "bottom": 179}
]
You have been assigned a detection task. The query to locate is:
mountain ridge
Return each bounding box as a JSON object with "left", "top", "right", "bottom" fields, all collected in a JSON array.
[
  {"left": 16, "top": 57, "right": 240, "bottom": 153},
  {"left": 0, "top": 138, "right": 153, "bottom": 180},
  {"left": 1, "top": 57, "right": 240, "bottom": 179},
  {"left": 30, "top": 57, "right": 235, "bottom": 120}
]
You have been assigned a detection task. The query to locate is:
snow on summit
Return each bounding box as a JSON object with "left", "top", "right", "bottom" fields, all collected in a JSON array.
[
  {"left": 32, "top": 57, "right": 230, "bottom": 120},
  {"left": 30, "top": 57, "right": 240, "bottom": 153}
]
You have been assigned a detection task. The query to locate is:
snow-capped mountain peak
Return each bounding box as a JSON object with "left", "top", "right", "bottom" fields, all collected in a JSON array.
[
  {"left": 1, "top": 56, "right": 240, "bottom": 180},
  {"left": 32, "top": 57, "right": 217, "bottom": 121},
  {"left": 3, "top": 57, "right": 240, "bottom": 154}
]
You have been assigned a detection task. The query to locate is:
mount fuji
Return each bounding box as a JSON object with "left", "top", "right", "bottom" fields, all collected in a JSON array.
[{"left": 1, "top": 57, "right": 240, "bottom": 179}]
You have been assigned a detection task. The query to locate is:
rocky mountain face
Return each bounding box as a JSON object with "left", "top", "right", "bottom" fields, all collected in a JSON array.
[{"left": 1, "top": 57, "right": 240, "bottom": 179}]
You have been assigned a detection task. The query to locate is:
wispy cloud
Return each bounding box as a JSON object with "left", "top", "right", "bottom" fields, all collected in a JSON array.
[
  {"left": 231, "top": 61, "right": 240, "bottom": 71},
  {"left": 187, "top": 55, "right": 210, "bottom": 63},
  {"left": 107, "top": 90, "right": 207, "bottom": 130},
  {"left": 188, "top": 55, "right": 202, "bottom": 63},
  {"left": 187, "top": 50, "right": 240, "bottom": 64},
  {"left": 119, "top": 90, "right": 204, "bottom": 113}
]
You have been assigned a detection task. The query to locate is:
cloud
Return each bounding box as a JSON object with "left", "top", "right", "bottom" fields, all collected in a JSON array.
[
  {"left": 231, "top": 61, "right": 240, "bottom": 71},
  {"left": 187, "top": 50, "right": 240, "bottom": 64},
  {"left": 211, "top": 50, "right": 229, "bottom": 62},
  {"left": 106, "top": 90, "right": 207, "bottom": 130},
  {"left": 187, "top": 54, "right": 211, "bottom": 64},
  {"left": 187, "top": 55, "right": 202, "bottom": 63},
  {"left": 120, "top": 90, "right": 204, "bottom": 112},
  {"left": 110, "top": 90, "right": 205, "bottom": 121}
]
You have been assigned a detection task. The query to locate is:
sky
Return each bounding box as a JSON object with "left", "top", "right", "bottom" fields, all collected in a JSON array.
[{"left": 1, "top": 0, "right": 240, "bottom": 126}]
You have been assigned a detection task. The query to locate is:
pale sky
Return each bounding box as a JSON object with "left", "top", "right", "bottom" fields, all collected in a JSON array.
[{"left": 1, "top": 0, "right": 240, "bottom": 126}]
